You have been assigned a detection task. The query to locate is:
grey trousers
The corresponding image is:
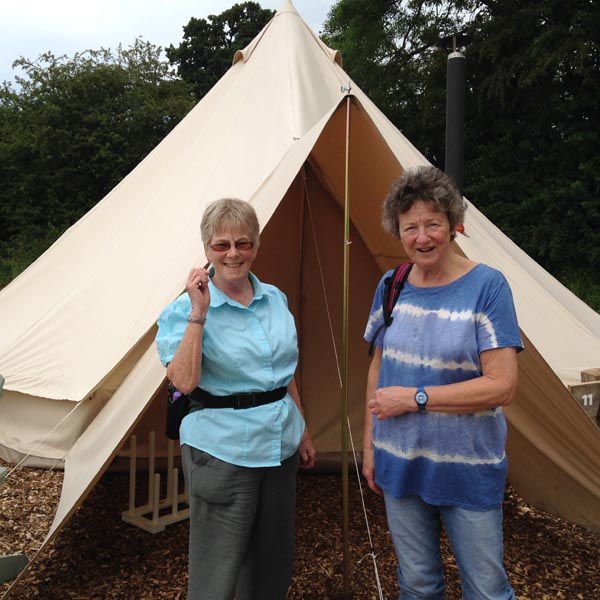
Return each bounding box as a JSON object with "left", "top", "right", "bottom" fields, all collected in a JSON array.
[{"left": 181, "top": 445, "right": 299, "bottom": 600}]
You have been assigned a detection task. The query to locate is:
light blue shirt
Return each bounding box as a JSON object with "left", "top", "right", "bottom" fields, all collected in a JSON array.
[
  {"left": 365, "top": 264, "right": 523, "bottom": 509},
  {"left": 155, "top": 272, "right": 305, "bottom": 467}
]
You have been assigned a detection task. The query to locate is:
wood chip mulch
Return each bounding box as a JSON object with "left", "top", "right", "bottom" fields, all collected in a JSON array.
[{"left": 1, "top": 457, "right": 599, "bottom": 599}]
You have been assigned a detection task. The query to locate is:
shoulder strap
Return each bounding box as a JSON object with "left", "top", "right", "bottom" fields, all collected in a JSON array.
[
  {"left": 368, "top": 262, "right": 413, "bottom": 357},
  {"left": 384, "top": 262, "right": 412, "bottom": 323}
]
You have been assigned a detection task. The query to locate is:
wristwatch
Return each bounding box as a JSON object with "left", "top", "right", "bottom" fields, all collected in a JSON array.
[{"left": 415, "top": 387, "right": 428, "bottom": 412}]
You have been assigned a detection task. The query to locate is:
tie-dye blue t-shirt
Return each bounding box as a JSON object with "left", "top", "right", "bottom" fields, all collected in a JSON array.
[{"left": 364, "top": 263, "right": 523, "bottom": 510}]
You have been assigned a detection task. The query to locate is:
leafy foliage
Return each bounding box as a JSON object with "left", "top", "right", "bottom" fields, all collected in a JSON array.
[
  {"left": 323, "top": 0, "right": 479, "bottom": 164},
  {"left": 166, "top": 2, "right": 275, "bottom": 99},
  {"left": 464, "top": 0, "right": 600, "bottom": 285},
  {"left": 323, "top": 0, "right": 600, "bottom": 309},
  {"left": 0, "top": 40, "right": 195, "bottom": 287}
]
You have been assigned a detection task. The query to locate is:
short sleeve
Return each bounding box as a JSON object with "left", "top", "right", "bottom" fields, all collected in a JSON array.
[
  {"left": 363, "top": 271, "right": 391, "bottom": 349},
  {"left": 475, "top": 272, "right": 523, "bottom": 354},
  {"left": 155, "top": 294, "right": 191, "bottom": 366}
]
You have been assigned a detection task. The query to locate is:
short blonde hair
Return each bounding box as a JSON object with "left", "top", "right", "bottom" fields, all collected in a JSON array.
[{"left": 200, "top": 198, "right": 260, "bottom": 245}]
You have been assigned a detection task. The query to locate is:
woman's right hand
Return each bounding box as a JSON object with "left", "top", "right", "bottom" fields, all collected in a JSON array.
[
  {"left": 186, "top": 266, "right": 210, "bottom": 315},
  {"left": 362, "top": 445, "right": 382, "bottom": 496}
]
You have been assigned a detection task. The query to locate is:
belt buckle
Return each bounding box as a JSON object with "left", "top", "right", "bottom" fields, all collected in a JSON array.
[{"left": 233, "top": 393, "right": 256, "bottom": 410}]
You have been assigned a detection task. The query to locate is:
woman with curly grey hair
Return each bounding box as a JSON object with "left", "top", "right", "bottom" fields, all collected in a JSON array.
[
  {"left": 382, "top": 165, "right": 466, "bottom": 239},
  {"left": 364, "top": 166, "right": 523, "bottom": 600}
]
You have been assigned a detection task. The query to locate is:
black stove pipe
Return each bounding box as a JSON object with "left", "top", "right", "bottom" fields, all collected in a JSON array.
[{"left": 445, "top": 49, "right": 466, "bottom": 195}]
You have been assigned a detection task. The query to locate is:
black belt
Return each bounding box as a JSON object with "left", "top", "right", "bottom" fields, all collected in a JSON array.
[{"left": 189, "top": 386, "right": 287, "bottom": 410}]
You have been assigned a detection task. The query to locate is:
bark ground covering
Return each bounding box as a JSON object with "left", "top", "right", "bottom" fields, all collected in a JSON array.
[{"left": 1, "top": 458, "right": 599, "bottom": 599}]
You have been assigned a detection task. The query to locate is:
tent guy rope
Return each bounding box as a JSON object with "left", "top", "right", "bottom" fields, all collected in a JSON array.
[
  {"left": 348, "top": 415, "right": 385, "bottom": 600},
  {"left": 4, "top": 404, "right": 81, "bottom": 481}
]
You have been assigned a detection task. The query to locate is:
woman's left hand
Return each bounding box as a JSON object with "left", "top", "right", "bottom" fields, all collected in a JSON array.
[
  {"left": 368, "top": 386, "right": 416, "bottom": 420},
  {"left": 299, "top": 429, "right": 316, "bottom": 469}
]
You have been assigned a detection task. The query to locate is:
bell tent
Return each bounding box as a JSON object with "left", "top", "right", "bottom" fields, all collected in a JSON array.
[{"left": 1, "top": 1, "right": 599, "bottom": 584}]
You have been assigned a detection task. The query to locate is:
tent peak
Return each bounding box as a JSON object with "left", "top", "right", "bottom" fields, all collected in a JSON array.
[
  {"left": 275, "top": 0, "right": 299, "bottom": 18},
  {"left": 232, "top": 0, "right": 342, "bottom": 67}
]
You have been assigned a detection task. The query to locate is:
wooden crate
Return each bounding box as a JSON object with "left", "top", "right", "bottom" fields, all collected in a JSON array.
[
  {"left": 581, "top": 368, "right": 600, "bottom": 382},
  {"left": 568, "top": 381, "right": 600, "bottom": 424}
]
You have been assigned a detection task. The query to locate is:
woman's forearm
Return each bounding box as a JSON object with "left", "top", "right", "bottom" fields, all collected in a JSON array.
[
  {"left": 425, "top": 346, "right": 518, "bottom": 412},
  {"left": 364, "top": 348, "right": 382, "bottom": 450},
  {"left": 369, "top": 347, "right": 519, "bottom": 419}
]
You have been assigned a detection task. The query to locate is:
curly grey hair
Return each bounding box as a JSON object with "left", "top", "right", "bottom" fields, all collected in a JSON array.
[
  {"left": 382, "top": 166, "right": 466, "bottom": 239},
  {"left": 200, "top": 198, "right": 260, "bottom": 246}
]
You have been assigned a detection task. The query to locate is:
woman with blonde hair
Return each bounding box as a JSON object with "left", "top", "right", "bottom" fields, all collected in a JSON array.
[{"left": 156, "top": 198, "right": 315, "bottom": 600}]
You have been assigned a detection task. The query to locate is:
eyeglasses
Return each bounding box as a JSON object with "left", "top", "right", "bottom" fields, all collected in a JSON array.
[{"left": 209, "top": 240, "right": 255, "bottom": 252}]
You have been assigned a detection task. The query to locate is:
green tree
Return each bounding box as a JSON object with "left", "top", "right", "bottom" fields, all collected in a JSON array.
[
  {"left": 324, "top": 0, "right": 600, "bottom": 309},
  {"left": 0, "top": 39, "right": 195, "bottom": 287},
  {"left": 322, "top": 0, "right": 478, "bottom": 164},
  {"left": 166, "top": 1, "right": 275, "bottom": 99},
  {"left": 464, "top": 0, "right": 600, "bottom": 290}
]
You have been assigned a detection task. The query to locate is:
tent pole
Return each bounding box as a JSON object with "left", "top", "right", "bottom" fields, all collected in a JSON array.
[{"left": 341, "top": 93, "right": 352, "bottom": 599}]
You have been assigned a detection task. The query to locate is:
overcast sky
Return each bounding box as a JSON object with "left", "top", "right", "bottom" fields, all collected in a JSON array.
[{"left": 1, "top": 1, "right": 335, "bottom": 84}]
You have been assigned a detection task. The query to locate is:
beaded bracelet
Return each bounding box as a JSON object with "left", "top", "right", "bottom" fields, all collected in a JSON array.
[{"left": 187, "top": 315, "right": 206, "bottom": 325}]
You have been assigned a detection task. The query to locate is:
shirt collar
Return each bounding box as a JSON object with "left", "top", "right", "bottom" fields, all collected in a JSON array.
[{"left": 208, "top": 270, "right": 267, "bottom": 307}]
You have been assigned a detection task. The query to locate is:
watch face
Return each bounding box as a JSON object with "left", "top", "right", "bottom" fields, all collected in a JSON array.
[{"left": 415, "top": 391, "right": 428, "bottom": 405}]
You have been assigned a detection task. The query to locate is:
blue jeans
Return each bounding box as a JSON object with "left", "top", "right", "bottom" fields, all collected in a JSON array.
[{"left": 384, "top": 493, "right": 516, "bottom": 600}]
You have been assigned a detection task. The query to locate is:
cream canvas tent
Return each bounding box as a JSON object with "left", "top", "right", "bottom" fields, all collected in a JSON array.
[{"left": 1, "top": 0, "right": 600, "bottom": 584}]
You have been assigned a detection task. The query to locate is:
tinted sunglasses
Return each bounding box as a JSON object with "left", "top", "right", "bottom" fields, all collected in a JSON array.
[{"left": 209, "top": 240, "right": 255, "bottom": 252}]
